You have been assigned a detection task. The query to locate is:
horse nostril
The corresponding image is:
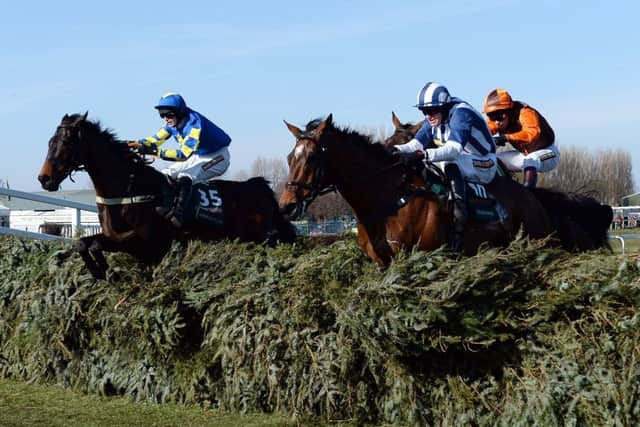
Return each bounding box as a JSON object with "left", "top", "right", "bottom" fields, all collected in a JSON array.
[{"left": 38, "top": 175, "right": 49, "bottom": 185}]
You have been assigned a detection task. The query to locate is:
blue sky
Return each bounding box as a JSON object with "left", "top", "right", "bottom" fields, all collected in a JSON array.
[{"left": 2, "top": 0, "right": 639, "bottom": 193}]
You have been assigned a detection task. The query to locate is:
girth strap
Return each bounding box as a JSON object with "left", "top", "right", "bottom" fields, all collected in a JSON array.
[{"left": 95, "top": 195, "right": 155, "bottom": 205}]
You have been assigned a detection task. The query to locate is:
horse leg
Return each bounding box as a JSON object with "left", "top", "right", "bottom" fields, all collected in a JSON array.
[
  {"left": 76, "top": 235, "right": 106, "bottom": 280},
  {"left": 270, "top": 201, "right": 297, "bottom": 244}
]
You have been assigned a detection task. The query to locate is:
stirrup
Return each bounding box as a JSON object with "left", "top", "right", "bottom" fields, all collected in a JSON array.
[{"left": 155, "top": 206, "right": 174, "bottom": 219}]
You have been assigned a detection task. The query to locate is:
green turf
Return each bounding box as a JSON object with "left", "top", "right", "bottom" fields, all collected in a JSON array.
[{"left": 0, "top": 377, "right": 295, "bottom": 427}]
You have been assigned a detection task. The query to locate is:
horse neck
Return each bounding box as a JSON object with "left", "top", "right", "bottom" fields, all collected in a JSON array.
[
  {"left": 325, "top": 134, "right": 400, "bottom": 216},
  {"left": 82, "top": 136, "right": 139, "bottom": 197}
]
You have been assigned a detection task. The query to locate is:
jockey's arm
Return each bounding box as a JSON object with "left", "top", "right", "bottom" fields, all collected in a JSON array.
[
  {"left": 140, "top": 127, "right": 170, "bottom": 151},
  {"left": 505, "top": 108, "right": 541, "bottom": 145},
  {"left": 394, "top": 138, "right": 424, "bottom": 153},
  {"left": 486, "top": 119, "right": 500, "bottom": 135},
  {"left": 159, "top": 127, "right": 200, "bottom": 161},
  {"left": 394, "top": 122, "right": 431, "bottom": 153},
  {"left": 425, "top": 141, "right": 463, "bottom": 162}
]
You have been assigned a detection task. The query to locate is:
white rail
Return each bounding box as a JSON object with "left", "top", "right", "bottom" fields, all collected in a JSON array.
[{"left": 0, "top": 188, "right": 97, "bottom": 240}]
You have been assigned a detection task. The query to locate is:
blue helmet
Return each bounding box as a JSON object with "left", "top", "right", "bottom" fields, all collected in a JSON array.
[
  {"left": 155, "top": 92, "right": 187, "bottom": 113},
  {"left": 415, "top": 82, "right": 451, "bottom": 108}
]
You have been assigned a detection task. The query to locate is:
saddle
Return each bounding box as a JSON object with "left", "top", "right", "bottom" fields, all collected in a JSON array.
[
  {"left": 161, "top": 178, "right": 225, "bottom": 228},
  {"left": 190, "top": 181, "right": 226, "bottom": 227},
  {"left": 414, "top": 163, "right": 508, "bottom": 224}
]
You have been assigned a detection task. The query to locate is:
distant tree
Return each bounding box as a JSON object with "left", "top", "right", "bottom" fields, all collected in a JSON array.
[
  {"left": 306, "top": 192, "right": 353, "bottom": 220},
  {"left": 250, "top": 157, "right": 288, "bottom": 193},
  {"left": 231, "top": 169, "right": 249, "bottom": 181},
  {"left": 541, "top": 146, "right": 634, "bottom": 205}
]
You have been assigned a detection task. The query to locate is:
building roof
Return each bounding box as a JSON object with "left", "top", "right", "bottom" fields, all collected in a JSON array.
[
  {"left": 0, "top": 189, "right": 96, "bottom": 211},
  {"left": 622, "top": 192, "right": 640, "bottom": 207}
]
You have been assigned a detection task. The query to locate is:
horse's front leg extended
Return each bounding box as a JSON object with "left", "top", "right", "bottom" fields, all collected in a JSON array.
[{"left": 76, "top": 235, "right": 107, "bottom": 280}]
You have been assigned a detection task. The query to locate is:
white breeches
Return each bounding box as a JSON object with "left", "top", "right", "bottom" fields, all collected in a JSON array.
[{"left": 162, "top": 147, "right": 230, "bottom": 184}]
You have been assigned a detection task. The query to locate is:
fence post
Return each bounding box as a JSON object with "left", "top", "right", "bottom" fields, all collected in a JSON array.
[{"left": 73, "top": 208, "right": 82, "bottom": 237}]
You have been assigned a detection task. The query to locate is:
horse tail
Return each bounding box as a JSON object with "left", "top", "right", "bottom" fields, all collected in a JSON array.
[
  {"left": 246, "top": 177, "right": 298, "bottom": 244},
  {"left": 531, "top": 188, "right": 613, "bottom": 251}
]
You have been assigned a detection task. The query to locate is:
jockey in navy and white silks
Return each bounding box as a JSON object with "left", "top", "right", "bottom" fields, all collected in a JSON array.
[
  {"left": 392, "top": 82, "right": 497, "bottom": 252},
  {"left": 394, "top": 84, "right": 497, "bottom": 184},
  {"left": 138, "top": 92, "right": 232, "bottom": 228}
]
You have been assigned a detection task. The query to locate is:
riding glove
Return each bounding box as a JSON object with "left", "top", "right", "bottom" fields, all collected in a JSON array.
[
  {"left": 493, "top": 135, "right": 507, "bottom": 146},
  {"left": 136, "top": 142, "right": 158, "bottom": 155}
]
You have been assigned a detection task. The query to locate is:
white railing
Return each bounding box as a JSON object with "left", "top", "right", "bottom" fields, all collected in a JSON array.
[{"left": 0, "top": 188, "right": 97, "bottom": 241}]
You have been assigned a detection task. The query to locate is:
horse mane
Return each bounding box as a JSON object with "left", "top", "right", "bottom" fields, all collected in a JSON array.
[
  {"left": 72, "top": 114, "right": 147, "bottom": 165},
  {"left": 305, "top": 118, "right": 393, "bottom": 164}
]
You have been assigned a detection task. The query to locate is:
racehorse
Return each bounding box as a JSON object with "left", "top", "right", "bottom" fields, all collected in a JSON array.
[
  {"left": 38, "top": 113, "right": 297, "bottom": 279},
  {"left": 280, "top": 114, "right": 558, "bottom": 265},
  {"left": 383, "top": 112, "right": 613, "bottom": 251}
]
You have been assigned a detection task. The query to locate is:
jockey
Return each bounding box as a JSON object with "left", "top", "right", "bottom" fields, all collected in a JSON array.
[
  {"left": 137, "top": 92, "right": 231, "bottom": 227},
  {"left": 392, "top": 82, "right": 497, "bottom": 252},
  {"left": 483, "top": 88, "right": 559, "bottom": 188}
]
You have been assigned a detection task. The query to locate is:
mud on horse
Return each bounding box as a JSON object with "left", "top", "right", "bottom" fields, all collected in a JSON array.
[{"left": 38, "top": 113, "right": 296, "bottom": 279}]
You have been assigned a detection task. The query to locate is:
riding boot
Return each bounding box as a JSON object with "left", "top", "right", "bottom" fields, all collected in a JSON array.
[
  {"left": 523, "top": 167, "right": 538, "bottom": 189},
  {"left": 155, "top": 176, "right": 176, "bottom": 219},
  {"left": 170, "top": 177, "right": 193, "bottom": 228},
  {"left": 445, "top": 164, "right": 468, "bottom": 253}
]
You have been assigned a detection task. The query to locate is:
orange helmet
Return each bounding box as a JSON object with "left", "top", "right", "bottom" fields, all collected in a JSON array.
[{"left": 483, "top": 88, "right": 514, "bottom": 113}]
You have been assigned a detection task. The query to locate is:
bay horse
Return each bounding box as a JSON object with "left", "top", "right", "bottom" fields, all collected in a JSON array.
[
  {"left": 280, "top": 114, "right": 557, "bottom": 265},
  {"left": 384, "top": 112, "right": 613, "bottom": 251},
  {"left": 38, "top": 113, "right": 296, "bottom": 279}
]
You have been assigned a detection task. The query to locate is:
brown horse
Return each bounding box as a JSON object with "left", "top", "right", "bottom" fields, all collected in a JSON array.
[
  {"left": 38, "top": 113, "right": 296, "bottom": 279},
  {"left": 280, "top": 114, "right": 556, "bottom": 265},
  {"left": 383, "top": 112, "right": 613, "bottom": 251}
]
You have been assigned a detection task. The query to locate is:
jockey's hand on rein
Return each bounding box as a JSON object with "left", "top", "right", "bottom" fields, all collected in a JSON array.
[
  {"left": 493, "top": 135, "right": 507, "bottom": 146},
  {"left": 398, "top": 150, "right": 425, "bottom": 165},
  {"left": 385, "top": 146, "right": 399, "bottom": 155},
  {"left": 128, "top": 141, "right": 157, "bottom": 156}
]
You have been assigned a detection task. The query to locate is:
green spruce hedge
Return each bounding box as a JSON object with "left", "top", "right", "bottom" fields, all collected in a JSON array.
[{"left": 0, "top": 235, "right": 638, "bottom": 425}]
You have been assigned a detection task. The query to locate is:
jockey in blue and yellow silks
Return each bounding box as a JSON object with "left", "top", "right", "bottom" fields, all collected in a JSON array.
[{"left": 138, "top": 92, "right": 231, "bottom": 227}]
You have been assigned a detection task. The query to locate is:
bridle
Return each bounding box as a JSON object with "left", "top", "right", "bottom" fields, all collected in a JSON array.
[
  {"left": 285, "top": 133, "right": 336, "bottom": 216},
  {"left": 49, "top": 122, "right": 87, "bottom": 183}
]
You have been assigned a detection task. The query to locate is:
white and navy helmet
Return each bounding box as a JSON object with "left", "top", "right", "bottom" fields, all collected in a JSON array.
[{"left": 415, "top": 82, "right": 451, "bottom": 108}]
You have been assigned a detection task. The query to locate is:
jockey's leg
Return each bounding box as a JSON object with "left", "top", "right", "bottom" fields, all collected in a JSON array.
[
  {"left": 444, "top": 163, "right": 468, "bottom": 252},
  {"left": 155, "top": 175, "right": 176, "bottom": 219},
  {"left": 170, "top": 176, "right": 193, "bottom": 228},
  {"left": 523, "top": 167, "right": 538, "bottom": 188}
]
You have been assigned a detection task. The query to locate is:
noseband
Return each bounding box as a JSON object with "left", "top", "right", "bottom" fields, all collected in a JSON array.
[{"left": 286, "top": 135, "right": 336, "bottom": 213}]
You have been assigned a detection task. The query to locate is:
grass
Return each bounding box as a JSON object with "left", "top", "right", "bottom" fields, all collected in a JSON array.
[{"left": 0, "top": 378, "right": 295, "bottom": 427}]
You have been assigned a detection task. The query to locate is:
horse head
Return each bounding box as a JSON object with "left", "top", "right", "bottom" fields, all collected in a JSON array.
[
  {"left": 280, "top": 114, "right": 336, "bottom": 219},
  {"left": 384, "top": 112, "right": 423, "bottom": 148},
  {"left": 38, "top": 112, "right": 90, "bottom": 191}
]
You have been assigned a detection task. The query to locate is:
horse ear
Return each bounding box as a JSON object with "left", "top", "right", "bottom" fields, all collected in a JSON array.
[
  {"left": 283, "top": 120, "right": 303, "bottom": 139},
  {"left": 316, "top": 114, "right": 333, "bottom": 135},
  {"left": 63, "top": 113, "right": 69, "bottom": 120},
  {"left": 411, "top": 120, "right": 424, "bottom": 134},
  {"left": 81, "top": 111, "right": 88, "bottom": 121},
  {"left": 391, "top": 111, "right": 402, "bottom": 129}
]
